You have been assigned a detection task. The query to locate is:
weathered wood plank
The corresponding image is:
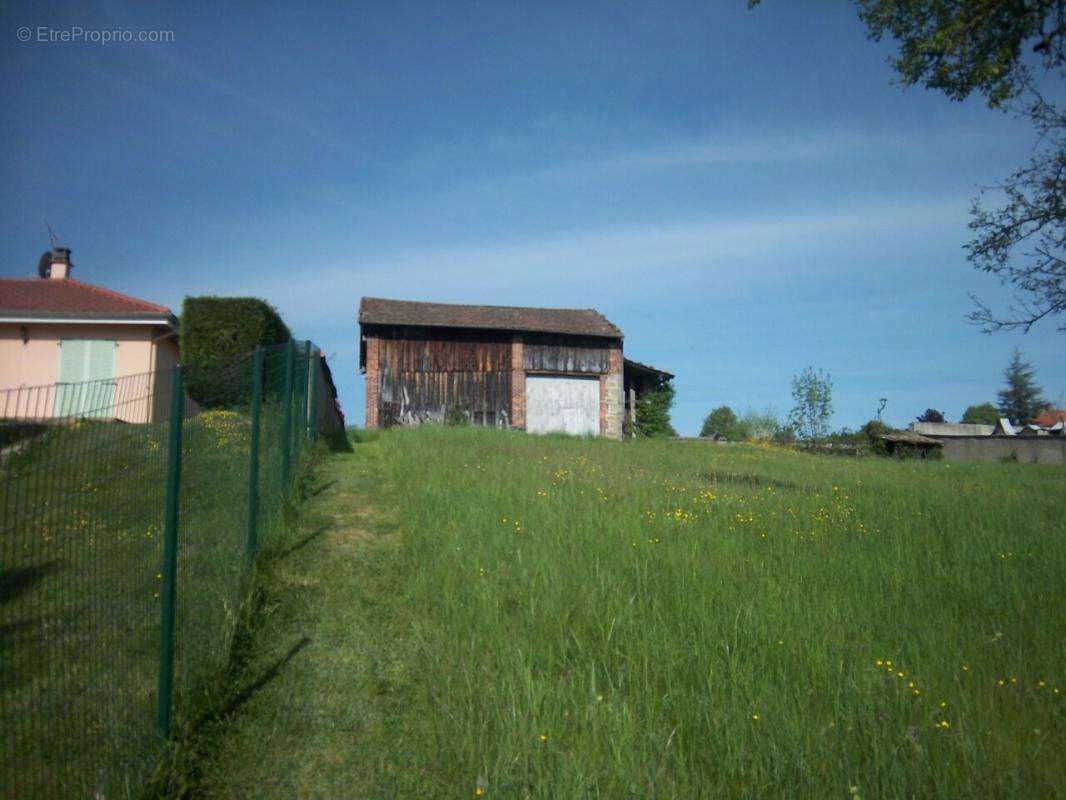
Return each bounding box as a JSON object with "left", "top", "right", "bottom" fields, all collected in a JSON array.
[
  {"left": 379, "top": 367, "right": 512, "bottom": 428},
  {"left": 523, "top": 337, "right": 609, "bottom": 374}
]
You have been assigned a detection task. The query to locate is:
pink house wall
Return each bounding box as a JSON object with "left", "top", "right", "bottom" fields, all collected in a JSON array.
[{"left": 0, "top": 323, "right": 179, "bottom": 422}]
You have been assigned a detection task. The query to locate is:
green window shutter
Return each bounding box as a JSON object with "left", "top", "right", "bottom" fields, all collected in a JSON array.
[
  {"left": 56, "top": 340, "right": 116, "bottom": 418},
  {"left": 85, "top": 340, "right": 116, "bottom": 383},
  {"left": 58, "top": 339, "right": 90, "bottom": 384}
]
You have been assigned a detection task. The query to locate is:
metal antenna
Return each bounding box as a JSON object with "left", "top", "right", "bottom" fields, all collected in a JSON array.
[{"left": 46, "top": 222, "right": 60, "bottom": 248}]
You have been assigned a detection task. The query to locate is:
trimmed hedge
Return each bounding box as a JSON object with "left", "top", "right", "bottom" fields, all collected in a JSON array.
[{"left": 181, "top": 296, "right": 291, "bottom": 406}]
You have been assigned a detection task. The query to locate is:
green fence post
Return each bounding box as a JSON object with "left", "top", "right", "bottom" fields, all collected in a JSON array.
[
  {"left": 302, "top": 340, "right": 312, "bottom": 441},
  {"left": 246, "top": 348, "right": 264, "bottom": 559},
  {"left": 157, "top": 365, "right": 185, "bottom": 739},
  {"left": 308, "top": 347, "right": 319, "bottom": 442},
  {"left": 280, "top": 339, "right": 295, "bottom": 487}
]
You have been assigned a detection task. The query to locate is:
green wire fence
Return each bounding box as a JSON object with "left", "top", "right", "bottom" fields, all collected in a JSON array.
[{"left": 0, "top": 339, "right": 344, "bottom": 799}]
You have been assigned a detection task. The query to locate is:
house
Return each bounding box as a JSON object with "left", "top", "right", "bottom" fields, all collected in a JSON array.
[
  {"left": 0, "top": 247, "right": 179, "bottom": 422},
  {"left": 1031, "top": 409, "right": 1066, "bottom": 429},
  {"left": 359, "top": 297, "right": 670, "bottom": 438}
]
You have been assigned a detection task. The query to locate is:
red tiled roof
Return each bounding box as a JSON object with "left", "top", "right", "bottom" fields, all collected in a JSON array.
[
  {"left": 1031, "top": 409, "right": 1066, "bottom": 426},
  {"left": 359, "top": 297, "right": 622, "bottom": 338},
  {"left": 0, "top": 278, "right": 173, "bottom": 318}
]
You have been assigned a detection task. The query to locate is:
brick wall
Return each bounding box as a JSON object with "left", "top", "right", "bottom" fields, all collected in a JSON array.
[
  {"left": 364, "top": 336, "right": 379, "bottom": 428},
  {"left": 603, "top": 343, "right": 624, "bottom": 440},
  {"left": 510, "top": 336, "right": 525, "bottom": 429}
]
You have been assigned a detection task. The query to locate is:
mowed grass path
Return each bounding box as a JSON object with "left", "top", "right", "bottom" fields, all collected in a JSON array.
[{"left": 194, "top": 428, "right": 1065, "bottom": 799}]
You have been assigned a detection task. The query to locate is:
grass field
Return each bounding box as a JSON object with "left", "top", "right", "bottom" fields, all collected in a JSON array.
[
  {"left": 0, "top": 404, "right": 298, "bottom": 799},
  {"left": 191, "top": 426, "right": 1065, "bottom": 799}
]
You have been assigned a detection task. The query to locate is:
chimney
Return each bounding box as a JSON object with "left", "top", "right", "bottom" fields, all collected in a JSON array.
[{"left": 49, "top": 247, "right": 72, "bottom": 280}]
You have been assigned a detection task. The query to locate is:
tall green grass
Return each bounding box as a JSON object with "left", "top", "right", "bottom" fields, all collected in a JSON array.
[
  {"left": 370, "top": 427, "right": 1064, "bottom": 798},
  {"left": 0, "top": 404, "right": 296, "bottom": 799}
]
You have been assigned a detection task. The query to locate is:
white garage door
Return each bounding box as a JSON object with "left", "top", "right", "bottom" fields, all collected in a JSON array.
[{"left": 525, "top": 375, "right": 599, "bottom": 436}]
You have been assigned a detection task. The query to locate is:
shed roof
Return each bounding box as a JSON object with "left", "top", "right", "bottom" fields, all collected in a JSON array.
[
  {"left": 0, "top": 277, "right": 174, "bottom": 322},
  {"left": 624, "top": 358, "right": 674, "bottom": 380},
  {"left": 879, "top": 431, "right": 943, "bottom": 446},
  {"left": 359, "top": 297, "right": 622, "bottom": 338}
]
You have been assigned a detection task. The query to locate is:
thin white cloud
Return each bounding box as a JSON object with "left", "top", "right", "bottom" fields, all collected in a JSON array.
[
  {"left": 510, "top": 125, "right": 1003, "bottom": 185},
  {"left": 206, "top": 195, "right": 968, "bottom": 326}
]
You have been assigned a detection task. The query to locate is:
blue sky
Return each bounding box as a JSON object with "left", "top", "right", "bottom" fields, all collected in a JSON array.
[{"left": 2, "top": 1, "right": 1062, "bottom": 434}]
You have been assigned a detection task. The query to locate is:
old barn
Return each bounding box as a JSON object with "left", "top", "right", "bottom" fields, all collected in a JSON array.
[{"left": 359, "top": 297, "right": 671, "bottom": 439}]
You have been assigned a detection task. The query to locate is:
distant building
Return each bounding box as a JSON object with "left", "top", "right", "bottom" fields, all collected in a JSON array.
[
  {"left": 909, "top": 414, "right": 1064, "bottom": 463},
  {"left": 913, "top": 415, "right": 1064, "bottom": 439},
  {"left": 1031, "top": 409, "right": 1066, "bottom": 428},
  {"left": 0, "top": 247, "right": 179, "bottom": 422},
  {"left": 358, "top": 297, "right": 671, "bottom": 439}
]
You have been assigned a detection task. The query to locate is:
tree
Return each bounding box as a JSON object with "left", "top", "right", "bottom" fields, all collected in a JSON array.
[
  {"left": 858, "top": 0, "right": 1066, "bottom": 333},
  {"left": 961, "top": 402, "right": 1000, "bottom": 424},
  {"left": 852, "top": 1, "right": 1064, "bottom": 107},
  {"left": 916, "top": 408, "right": 946, "bottom": 423},
  {"left": 750, "top": 1, "right": 1066, "bottom": 333},
  {"left": 966, "top": 96, "right": 1066, "bottom": 333},
  {"left": 997, "top": 348, "right": 1048, "bottom": 423},
  {"left": 700, "top": 405, "right": 741, "bottom": 439},
  {"left": 635, "top": 383, "right": 677, "bottom": 438},
  {"left": 788, "top": 367, "right": 833, "bottom": 441}
]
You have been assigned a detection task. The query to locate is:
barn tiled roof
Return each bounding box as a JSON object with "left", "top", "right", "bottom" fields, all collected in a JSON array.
[
  {"left": 0, "top": 278, "right": 173, "bottom": 319},
  {"left": 359, "top": 297, "right": 623, "bottom": 338}
]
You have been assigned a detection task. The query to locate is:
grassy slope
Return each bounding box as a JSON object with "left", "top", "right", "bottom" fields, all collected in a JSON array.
[
  {"left": 194, "top": 428, "right": 1065, "bottom": 799},
  {"left": 189, "top": 432, "right": 400, "bottom": 797},
  {"left": 1, "top": 408, "right": 296, "bottom": 799}
]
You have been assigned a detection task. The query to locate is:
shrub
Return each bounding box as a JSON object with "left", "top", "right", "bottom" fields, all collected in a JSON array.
[
  {"left": 738, "top": 407, "right": 783, "bottom": 442},
  {"left": 444, "top": 405, "right": 470, "bottom": 426},
  {"left": 181, "top": 296, "right": 291, "bottom": 406},
  {"left": 635, "top": 384, "right": 677, "bottom": 438},
  {"left": 860, "top": 419, "right": 893, "bottom": 456},
  {"left": 771, "top": 426, "right": 796, "bottom": 445},
  {"left": 700, "top": 406, "right": 740, "bottom": 440}
]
